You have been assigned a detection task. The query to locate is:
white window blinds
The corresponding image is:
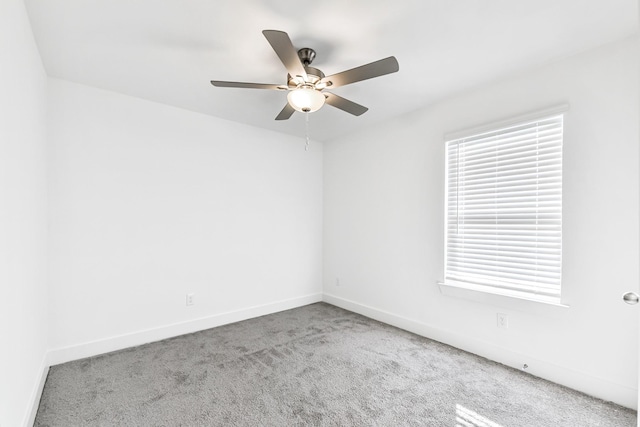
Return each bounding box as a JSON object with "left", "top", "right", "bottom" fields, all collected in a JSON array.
[{"left": 445, "top": 114, "right": 563, "bottom": 303}]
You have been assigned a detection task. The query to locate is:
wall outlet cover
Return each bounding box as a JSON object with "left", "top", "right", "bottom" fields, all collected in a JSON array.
[{"left": 497, "top": 313, "right": 509, "bottom": 329}]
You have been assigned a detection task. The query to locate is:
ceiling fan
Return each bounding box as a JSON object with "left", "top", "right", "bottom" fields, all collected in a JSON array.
[{"left": 210, "top": 30, "right": 399, "bottom": 120}]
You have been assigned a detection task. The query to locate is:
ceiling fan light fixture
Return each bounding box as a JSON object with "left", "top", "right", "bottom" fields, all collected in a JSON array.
[
  {"left": 287, "top": 85, "right": 325, "bottom": 113},
  {"left": 210, "top": 30, "right": 399, "bottom": 120}
]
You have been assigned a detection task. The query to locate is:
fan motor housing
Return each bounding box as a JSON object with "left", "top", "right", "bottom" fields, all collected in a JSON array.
[{"left": 288, "top": 66, "right": 325, "bottom": 88}]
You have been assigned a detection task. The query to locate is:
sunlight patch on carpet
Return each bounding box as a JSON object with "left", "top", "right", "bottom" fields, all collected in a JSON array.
[{"left": 456, "top": 404, "right": 504, "bottom": 427}]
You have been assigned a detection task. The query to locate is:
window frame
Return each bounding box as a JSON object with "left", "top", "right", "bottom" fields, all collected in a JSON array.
[{"left": 442, "top": 105, "right": 568, "bottom": 306}]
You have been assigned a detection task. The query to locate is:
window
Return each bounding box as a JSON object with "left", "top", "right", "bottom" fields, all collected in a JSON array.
[{"left": 445, "top": 112, "right": 563, "bottom": 304}]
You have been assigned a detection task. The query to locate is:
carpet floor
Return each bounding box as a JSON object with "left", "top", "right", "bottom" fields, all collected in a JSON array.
[{"left": 35, "top": 303, "right": 636, "bottom": 426}]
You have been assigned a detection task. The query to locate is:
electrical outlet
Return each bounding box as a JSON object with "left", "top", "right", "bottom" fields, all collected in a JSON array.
[
  {"left": 186, "top": 293, "right": 195, "bottom": 306},
  {"left": 335, "top": 277, "right": 341, "bottom": 287},
  {"left": 497, "top": 313, "right": 509, "bottom": 329}
]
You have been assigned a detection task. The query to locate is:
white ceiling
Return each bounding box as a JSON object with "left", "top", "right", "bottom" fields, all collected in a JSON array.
[{"left": 25, "top": 0, "right": 638, "bottom": 141}]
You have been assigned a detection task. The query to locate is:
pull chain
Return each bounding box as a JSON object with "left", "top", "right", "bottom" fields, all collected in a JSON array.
[{"left": 304, "top": 112, "right": 310, "bottom": 152}]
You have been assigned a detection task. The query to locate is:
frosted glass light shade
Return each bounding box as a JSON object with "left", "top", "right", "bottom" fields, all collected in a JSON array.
[{"left": 287, "top": 87, "right": 325, "bottom": 113}]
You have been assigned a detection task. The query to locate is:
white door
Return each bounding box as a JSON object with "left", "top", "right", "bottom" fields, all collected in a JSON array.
[{"left": 622, "top": 291, "right": 640, "bottom": 426}]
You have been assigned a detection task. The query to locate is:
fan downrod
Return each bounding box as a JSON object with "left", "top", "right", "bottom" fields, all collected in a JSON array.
[{"left": 297, "top": 48, "right": 316, "bottom": 66}]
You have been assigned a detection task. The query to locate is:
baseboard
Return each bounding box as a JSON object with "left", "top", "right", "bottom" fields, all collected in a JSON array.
[
  {"left": 322, "top": 293, "right": 638, "bottom": 410},
  {"left": 47, "top": 293, "right": 323, "bottom": 366},
  {"left": 23, "top": 353, "right": 49, "bottom": 427}
]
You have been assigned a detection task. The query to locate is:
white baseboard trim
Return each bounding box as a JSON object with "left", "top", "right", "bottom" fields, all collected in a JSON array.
[
  {"left": 322, "top": 293, "right": 638, "bottom": 410},
  {"left": 47, "top": 293, "right": 323, "bottom": 366},
  {"left": 24, "top": 353, "right": 49, "bottom": 427}
]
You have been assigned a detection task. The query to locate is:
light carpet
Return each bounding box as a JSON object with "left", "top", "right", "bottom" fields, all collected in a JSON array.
[{"left": 35, "top": 303, "right": 636, "bottom": 426}]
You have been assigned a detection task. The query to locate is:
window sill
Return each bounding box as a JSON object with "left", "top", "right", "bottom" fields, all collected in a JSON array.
[{"left": 438, "top": 281, "right": 569, "bottom": 314}]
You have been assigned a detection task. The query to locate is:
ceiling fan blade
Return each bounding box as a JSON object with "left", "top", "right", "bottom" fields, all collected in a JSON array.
[
  {"left": 320, "top": 56, "right": 399, "bottom": 88},
  {"left": 275, "top": 103, "right": 295, "bottom": 120},
  {"left": 262, "top": 30, "right": 307, "bottom": 80},
  {"left": 210, "top": 81, "right": 287, "bottom": 90},
  {"left": 324, "top": 93, "right": 368, "bottom": 116}
]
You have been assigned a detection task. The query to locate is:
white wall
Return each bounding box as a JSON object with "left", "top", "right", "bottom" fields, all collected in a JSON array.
[
  {"left": 47, "top": 79, "right": 323, "bottom": 359},
  {"left": 323, "top": 35, "right": 639, "bottom": 408},
  {"left": 0, "top": 0, "right": 49, "bottom": 425}
]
